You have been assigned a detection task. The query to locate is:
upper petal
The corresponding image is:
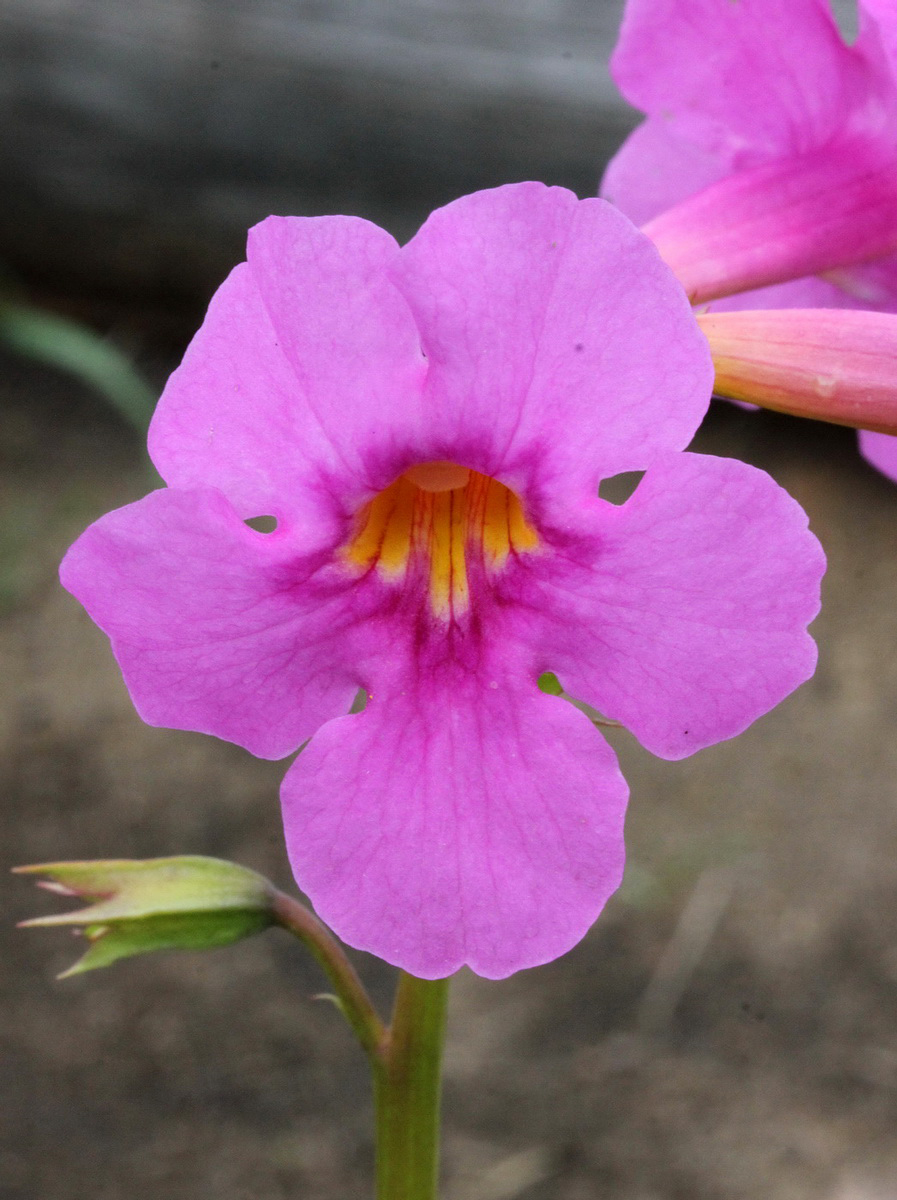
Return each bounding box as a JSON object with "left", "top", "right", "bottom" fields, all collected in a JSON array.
[
  {"left": 281, "top": 660, "right": 628, "bottom": 979},
  {"left": 150, "top": 217, "right": 428, "bottom": 527},
  {"left": 60, "top": 488, "right": 360, "bottom": 759},
  {"left": 611, "top": 0, "right": 871, "bottom": 161},
  {"left": 533, "top": 451, "right": 825, "bottom": 760},
  {"left": 389, "top": 182, "right": 713, "bottom": 508},
  {"left": 246, "top": 215, "right": 428, "bottom": 489}
]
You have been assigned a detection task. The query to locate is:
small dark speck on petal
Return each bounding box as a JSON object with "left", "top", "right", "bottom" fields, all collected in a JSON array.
[{"left": 574, "top": 343, "right": 584, "bottom": 352}]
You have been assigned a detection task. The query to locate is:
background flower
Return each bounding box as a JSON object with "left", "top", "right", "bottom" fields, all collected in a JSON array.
[{"left": 602, "top": 0, "right": 897, "bottom": 479}]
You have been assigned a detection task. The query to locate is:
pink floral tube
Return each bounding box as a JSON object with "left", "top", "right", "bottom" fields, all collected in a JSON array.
[{"left": 643, "top": 141, "right": 897, "bottom": 308}]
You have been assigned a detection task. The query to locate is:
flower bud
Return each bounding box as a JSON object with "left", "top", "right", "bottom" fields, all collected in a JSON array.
[
  {"left": 15, "top": 856, "right": 275, "bottom": 976},
  {"left": 699, "top": 309, "right": 897, "bottom": 434}
]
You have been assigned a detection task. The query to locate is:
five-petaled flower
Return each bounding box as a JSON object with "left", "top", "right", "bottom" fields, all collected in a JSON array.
[
  {"left": 61, "top": 184, "right": 824, "bottom": 979},
  {"left": 602, "top": 0, "right": 897, "bottom": 480}
]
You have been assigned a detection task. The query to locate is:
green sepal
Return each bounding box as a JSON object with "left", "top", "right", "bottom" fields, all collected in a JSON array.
[{"left": 15, "top": 855, "right": 275, "bottom": 977}]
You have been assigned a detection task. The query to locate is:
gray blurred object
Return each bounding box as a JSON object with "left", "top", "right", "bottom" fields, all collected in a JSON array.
[{"left": 0, "top": 0, "right": 633, "bottom": 304}]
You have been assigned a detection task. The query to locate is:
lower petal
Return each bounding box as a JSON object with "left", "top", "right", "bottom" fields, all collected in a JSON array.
[
  {"left": 824, "top": 254, "right": 897, "bottom": 313},
  {"left": 281, "top": 667, "right": 628, "bottom": 979},
  {"left": 706, "top": 258, "right": 897, "bottom": 313},
  {"left": 706, "top": 274, "right": 881, "bottom": 312}
]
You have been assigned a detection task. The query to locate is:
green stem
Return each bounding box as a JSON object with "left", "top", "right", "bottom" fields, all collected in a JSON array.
[
  {"left": 374, "top": 972, "right": 451, "bottom": 1200},
  {"left": 270, "top": 889, "right": 387, "bottom": 1062},
  {"left": 273, "top": 894, "right": 450, "bottom": 1196}
]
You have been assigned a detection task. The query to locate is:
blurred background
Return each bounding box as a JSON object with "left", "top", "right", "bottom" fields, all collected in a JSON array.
[{"left": 2, "top": 2, "right": 896, "bottom": 1198}]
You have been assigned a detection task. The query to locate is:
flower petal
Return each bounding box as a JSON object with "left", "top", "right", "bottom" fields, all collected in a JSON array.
[
  {"left": 60, "top": 489, "right": 359, "bottom": 759},
  {"left": 611, "top": 0, "right": 868, "bottom": 160},
  {"left": 281, "top": 665, "right": 628, "bottom": 979},
  {"left": 859, "top": 429, "right": 897, "bottom": 481},
  {"left": 601, "top": 116, "right": 729, "bottom": 228},
  {"left": 149, "top": 264, "right": 307, "bottom": 521},
  {"left": 389, "top": 182, "right": 712, "bottom": 502},
  {"left": 823, "top": 255, "right": 897, "bottom": 313},
  {"left": 535, "top": 452, "right": 824, "bottom": 760},
  {"left": 150, "top": 217, "right": 427, "bottom": 524},
  {"left": 245, "top": 215, "right": 428, "bottom": 487},
  {"left": 604, "top": 125, "right": 897, "bottom": 315},
  {"left": 860, "top": 0, "right": 897, "bottom": 80}
]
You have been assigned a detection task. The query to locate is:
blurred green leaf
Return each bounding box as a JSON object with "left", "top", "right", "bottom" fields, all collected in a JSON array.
[{"left": 0, "top": 302, "right": 157, "bottom": 434}]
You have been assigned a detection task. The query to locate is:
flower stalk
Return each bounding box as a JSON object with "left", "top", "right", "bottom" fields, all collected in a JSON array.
[
  {"left": 373, "top": 973, "right": 451, "bottom": 1200},
  {"left": 270, "top": 889, "right": 388, "bottom": 1061}
]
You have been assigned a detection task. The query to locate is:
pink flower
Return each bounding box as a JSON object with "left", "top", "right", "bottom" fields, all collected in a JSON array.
[
  {"left": 602, "top": 0, "right": 897, "bottom": 479},
  {"left": 60, "top": 184, "right": 824, "bottom": 979}
]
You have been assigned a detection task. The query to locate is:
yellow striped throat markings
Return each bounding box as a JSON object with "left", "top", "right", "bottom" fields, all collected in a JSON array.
[{"left": 343, "top": 462, "right": 539, "bottom": 619}]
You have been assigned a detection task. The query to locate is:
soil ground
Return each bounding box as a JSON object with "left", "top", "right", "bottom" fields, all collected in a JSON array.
[{"left": 2, "top": 341, "right": 897, "bottom": 1200}]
